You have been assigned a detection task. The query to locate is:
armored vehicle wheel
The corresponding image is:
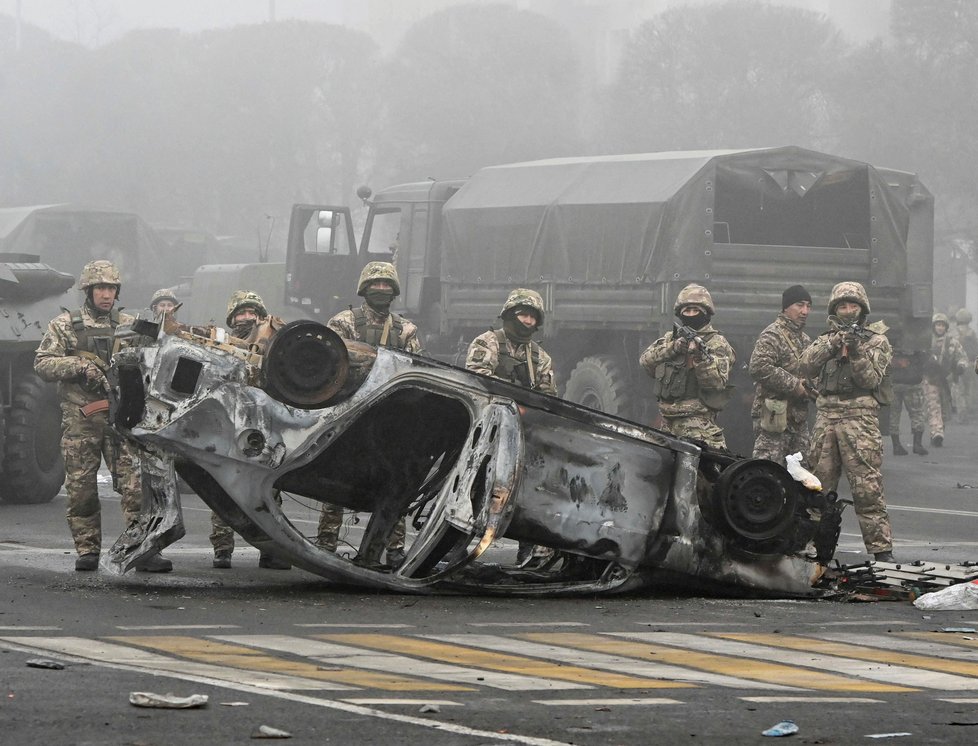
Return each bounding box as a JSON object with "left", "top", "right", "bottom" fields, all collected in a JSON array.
[
  {"left": 563, "top": 355, "right": 634, "bottom": 418},
  {"left": 0, "top": 375, "right": 65, "bottom": 504}
]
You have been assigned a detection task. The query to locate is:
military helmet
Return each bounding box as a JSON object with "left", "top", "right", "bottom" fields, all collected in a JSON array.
[
  {"left": 357, "top": 261, "right": 401, "bottom": 296},
  {"left": 225, "top": 290, "right": 268, "bottom": 327},
  {"left": 79, "top": 260, "right": 121, "bottom": 290},
  {"left": 673, "top": 283, "right": 715, "bottom": 315},
  {"left": 827, "top": 281, "right": 870, "bottom": 315},
  {"left": 954, "top": 308, "right": 972, "bottom": 324},
  {"left": 932, "top": 312, "right": 950, "bottom": 326},
  {"left": 150, "top": 288, "right": 178, "bottom": 308},
  {"left": 500, "top": 288, "right": 545, "bottom": 326}
]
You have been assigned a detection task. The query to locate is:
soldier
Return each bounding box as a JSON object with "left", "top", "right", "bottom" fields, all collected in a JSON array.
[
  {"left": 211, "top": 291, "right": 291, "bottom": 570},
  {"left": 466, "top": 288, "right": 556, "bottom": 566},
  {"left": 34, "top": 260, "right": 172, "bottom": 572},
  {"left": 149, "top": 288, "right": 178, "bottom": 318},
  {"left": 639, "top": 283, "right": 735, "bottom": 449},
  {"left": 800, "top": 281, "right": 895, "bottom": 562},
  {"left": 748, "top": 284, "right": 815, "bottom": 466},
  {"left": 922, "top": 312, "right": 968, "bottom": 446},
  {"left": 315, "top": 262, "right": 423, "bottom": 566},
  {"left": 952, "top": 308, "right": 978, "bottom": 421},
  {"left": 887, "top": 326, "right": 929, "bottom": 456}
]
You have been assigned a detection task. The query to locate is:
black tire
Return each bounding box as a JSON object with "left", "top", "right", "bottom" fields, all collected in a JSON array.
[
  {"left": 563, "top": 355, "right": 635, "bottom": 418},
  {"left": 0, "top": 374, "right": 65, "bottom": 504}
]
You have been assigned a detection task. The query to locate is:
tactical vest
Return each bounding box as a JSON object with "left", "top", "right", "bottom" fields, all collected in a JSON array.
[
  {"left": 493, "top": 329, "right": 544, "bottom": 390},
  {"left": 816, "top": 332, "right": 888, "bottom": 403},
  {"left": 654, "top": 355, "right": 700, "bottom": 403},
  {"left": 70, "top": 308, "right": 120, "bottom": 366},
  {"left": 352, "top": 307, "right": 406, "bottom": 349}
]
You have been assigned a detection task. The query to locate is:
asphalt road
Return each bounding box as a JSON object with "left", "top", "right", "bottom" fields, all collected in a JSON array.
[{"left": 1, "top": 420, "right": 977, "bottom": 745}]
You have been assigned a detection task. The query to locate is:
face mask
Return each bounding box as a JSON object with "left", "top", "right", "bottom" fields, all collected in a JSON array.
[
  {"left": 232, "top": 319, "right": 257, "bottom": 338},
  {"left": 835, "top": 308, "right": 861, "bottom": 324},
  {"left": 502, "top": 314, "right": 535, "bottom": 343},
  {"left": 679, "top": 311, "right": 709, "bottom": 330},
  {"left": 365, "top": 289, "right": 394, "bottom": 312}
]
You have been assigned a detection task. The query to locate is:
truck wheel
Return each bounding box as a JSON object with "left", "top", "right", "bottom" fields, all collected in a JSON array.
[
  {"left": 563, "top": 356, "right": 635, "bottom": 418},
  {"left": 0, "top": 375, "right": 65, "bottom": 504}
]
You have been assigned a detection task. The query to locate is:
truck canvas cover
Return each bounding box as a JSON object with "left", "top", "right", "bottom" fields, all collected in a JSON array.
[{"left": 441, "top": 147, "right": 920, "bottom": 289}]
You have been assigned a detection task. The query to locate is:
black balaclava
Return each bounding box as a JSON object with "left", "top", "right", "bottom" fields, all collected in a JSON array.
[
  {"left": 677, "top": 306, "right": 710, "bottom": 330},
  {"left": 502, "top": 309, "right": 537, "bottom": 344},
  {"left": 231, "top": 306, "right": 261, "bottom": 338},
  {"left": 365, "top": 288, "right": 395, "bottom": 314}
]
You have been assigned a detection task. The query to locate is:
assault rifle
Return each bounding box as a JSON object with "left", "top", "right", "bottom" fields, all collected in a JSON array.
[
  {"left": 828, "top": 316, "right": 875, "bottom": 362},
  {"left": 673, "top": 322, "right": 714, "bottom": 363}
]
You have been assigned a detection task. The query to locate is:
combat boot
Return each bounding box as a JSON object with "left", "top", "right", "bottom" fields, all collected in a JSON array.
[
  {"left": 386, "top": 548, "right": 407, "bottom": 569},
  {"left": 135, "top": 553, "right": 173, "bottom": 573},
  {"left": 213, "top": 550, "right": 232, "bottom": 569},
  {"left": 891, "top": 435, "right": 908, "bottom": 456},
  {"left": 258, "top": 552, "right": 291, "bottom": 570},
  {"left": 931, "top": 433, "right": 944, "bottom": 448},
  {"left": 912, "top": 431, "right": 928, "bottom": 456},
  {"left": 873, "top": 551, "right": 895, "bottom": 563},
  {"left": 75, "top": 552, "right": 99, "bottom": 571}
]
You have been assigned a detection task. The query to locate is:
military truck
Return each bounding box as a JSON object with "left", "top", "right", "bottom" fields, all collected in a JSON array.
[{"left": 285, "top": 147, "right": 934, "bottom": 453}]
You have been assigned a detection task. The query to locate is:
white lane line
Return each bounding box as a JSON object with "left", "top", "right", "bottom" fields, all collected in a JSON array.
[
  {"left": 817, "top": 621, "right": 921, "bottom": 627},
  {"left": 116, "top": 625, "right": 242, "bottom": 631},
  {"left": 633, "top": 622, "right": 749, "bottom": 627},
  {"left": 740, "top": 697, "right": 885, "bottom": 703},
  {"left": 613, "top": 632, "right": 978, "bottom": 691},
  {"left": 819, "top": 633, "right": 978, "bottom": 661},
  {"left": 215, "top": 635, "right": 588, "bottom": 691},
  {"left": 887, "top": 504, "right": 978, "bottom": 519},
  {"left": 427, "top": 634, "right": 797, "bottom": 691},
  {"left": 0, "top": 637, "right": 571, "bottom": 746},
  {"left": 532, "top": 698, "right": 681, "bottom": 706},
  {"left": 467, "top": 623, "right": 589, "bottom": 628},
  {"left": 294, "top": 624, "right": 414, "bottom": 629},
  {"left": 939, "top": 698, "right": 978, "bottom": 703},
  {"left": 0, "top": 626, "right": 61, "bottom": 631},
  {"left": 340, "top": 699, "right": 464, "bottom": 706},
  {"left": 0, "top": 636, "right": 355, "bottom": 691}
]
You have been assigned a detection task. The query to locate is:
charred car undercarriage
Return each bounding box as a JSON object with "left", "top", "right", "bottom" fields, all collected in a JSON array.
[{"left": 107, "top": 319, "right": 843, "bottom": 596}]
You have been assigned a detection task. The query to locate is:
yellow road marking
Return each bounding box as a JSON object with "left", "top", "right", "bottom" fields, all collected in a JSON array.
[
  {"left": 109, "top": 636, "right": 470, "bottom": 692},
  {"left": 319, "top": 634, "right": 687, "bottom": 689},
  {"left": 902, "top": 632, "right": 978, "bottom": 652},
  {"left": 720, "top": 633, "right": 978, "bottom": 679},
  {"left": 546, "top": 632, "right": 908, "bottom": 692}
]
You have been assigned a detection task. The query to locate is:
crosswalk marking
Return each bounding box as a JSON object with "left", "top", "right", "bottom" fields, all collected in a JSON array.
[
  {"left": 0, "top": 636, "right": 353, "bottom": 690},
  {"left": 215, "top": 635, "right": 588, "bottom": 691},
  {"left": 740, "top": 696, "right": 885, "bottom": 703},
  {"left": 903, "top": 632, "right": 978, "bottom": 651},
  {"left": 824, "top": 632, "right": 978, "bottom": 662},
  {"left": 449, "top": 632, "right": 796, "bottom": 690},
  {"left": 532, "top": 698, "right": 682, "bottom": 706},
  {"left": 717, "top": 633, "right": 978, "bottom": 689},
  {"left": 541, "top": 632, "right": 903, "bottom": 692},
  {"left": 320, "top": 633, "right": 689, "bottom": 689},
  {"left": 112, "top": 636, "right": 470, "bottom": 692}
]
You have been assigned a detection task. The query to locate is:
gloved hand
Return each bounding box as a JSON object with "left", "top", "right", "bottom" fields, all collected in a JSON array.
[
  {"left": 672, "top": 337, "right": 689, "bottom": 356},
  {"left": 83, "top": 362, "right": 108, "bottom": 391}
]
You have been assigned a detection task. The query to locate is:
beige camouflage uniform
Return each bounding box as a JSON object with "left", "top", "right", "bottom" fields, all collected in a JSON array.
[
  {"left": 922, "top": 313, "right": 968, "bottom": 443},
  {"left": 749, "top": 312, "right": 813, "bottom": 465},
  {"left": 34, "top": 262, "right": 141, "bottom": 557},
  {"left": 952, "top": 309, "right": 978, "bottom": 421},
  {"left": 800, "top": 282, "right": 893, "bottom": 556},
  {"left": 640, "top": 284, "right": 735, "bottom": 449},
  {"left": 317, "top": 263, "right": 421, "bottom": 556}
]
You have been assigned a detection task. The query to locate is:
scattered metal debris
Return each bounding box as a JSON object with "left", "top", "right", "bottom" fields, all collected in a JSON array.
[
  {"left": 25, "top": 658, "right": 64, "bottom": 670},
  {"left": 129, "top": 692, "right": 209, "bottom": 709},
  {"left": 821, "top": 561, "right": 978, "bottom": 602},
  {"left": 252, "top": 725, "right": 292, "bottom": 739}
]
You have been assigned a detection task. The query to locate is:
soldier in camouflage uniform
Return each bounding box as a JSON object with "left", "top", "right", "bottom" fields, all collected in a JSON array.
[
  {"left": 211, "top": 291, "right": 292, "bottom": 570},
  {"left": 640, "top": 284, "right": 735, "bottom": 449},
  {"left": 749, "top": 284, "right": 815, "bottom": 466},
  {"left": 467, "top": 288, "right": 556, "bottom": 565},
  {"left": 952, "top": 308, "right": 978, "bottom": 421},
  {"left": 34, "top": 260, "right": 171, "bottom": 572},
  {"left": 922, "top": 312, "right": 968, "bottom": 446},
  {"left": 886, "top": 326, "right": 929, "bottom": 456},
  {"left": 149, "top": 288, "right": 178, "bottom": 318},
  {"left": 800, "top": 281, "right": 895, "bottom": 562},
  {"left": 316, "top": 263, "right": 422, "bottom": 566}
]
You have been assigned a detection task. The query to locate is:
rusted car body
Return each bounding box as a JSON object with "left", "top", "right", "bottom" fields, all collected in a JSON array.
[{"left": 108, "top": 320, "right": 841, "bottom": 596}]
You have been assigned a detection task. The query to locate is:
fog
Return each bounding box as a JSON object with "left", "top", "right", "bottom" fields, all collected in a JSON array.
[{"left": 0, "top": 0, "right": 975, "bottom": 308}]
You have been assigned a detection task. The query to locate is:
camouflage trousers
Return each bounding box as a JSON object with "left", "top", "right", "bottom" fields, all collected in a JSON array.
[
  {"left": 889, "top": 383, "right": 926, "bottom": 436},
  {"left": 751, "top": 419, "right": 810, "bottom": 467},
  {"left": 808, "top": 410, "right": 892, "bottom": 554},
  {"left": 210, "top": 491, "right": 283, "bottom": 554},
  {"left": 922, "top": 380, "right": 948, "bottom": 438},
  {"left": 660, "top": 412, "right": 726, "bottom": 450},
  {"left": 952, "top": 372, "right": 977, "bottom": 422},
  {"left": 316, "top": 502, "right": 405, "bottom": 553},
  {"left": 62, "top": 408, "right": 142, "bottom": 556}
]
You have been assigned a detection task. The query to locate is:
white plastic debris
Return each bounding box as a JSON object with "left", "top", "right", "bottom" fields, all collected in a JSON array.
[
  {"left": 129, "top": 692, "right": 209, "bottom": 709},
  {"left": 419, "top": 703, "right": 441, "bottom": 713},
  {"left": 913, "top": 580, "right": 978, "bottom": 611},
  {"left": 252, "top": 725, "right": 292, "bottom": 739},
  {"left": 762, "top": 719, "right": 799, "bottom": 737},
  {"left": 785, "top": 453, "right": 821, "bottom": 491}
]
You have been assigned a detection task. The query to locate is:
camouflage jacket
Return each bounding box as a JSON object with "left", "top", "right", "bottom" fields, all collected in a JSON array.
[
  {"left": 327, "top": 303, "right": 423, "bottom": 354},
  {"left": 35, "top": 305, "right": 136, "bottom": 408},
  {"left": 799, "top": 320, "right": 891, "bottom": 414},
  {"left": 465, "top": 329, "right": 557, "bottom": 395},
  {"left": 955, "top": 326, "right": 978, "bottom": 360},
  {"left": 639, "top": 323, "right": 735, "bottom": 417},
  {"left": 929, "top": 332, "right": 968, "bottom": 380},
  {"left": 748, "top": 313, "right": 812, "bottom": 423}
]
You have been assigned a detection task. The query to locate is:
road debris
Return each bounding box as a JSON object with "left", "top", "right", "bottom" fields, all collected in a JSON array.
[
  {"left": 865, "top": 734, "right": 912, "bottom": 739},
  {"left": 913, "top": 580, "right": 978, "bottom": 611},
  {"left": 252, "top": 725, "right": 292, "bottom": 739},
  {"left": 129, "top": 692, "right": 209, "bottom": 709},
  {"left": 762, "top": 719, "right": 799, "bottom": 736},
  {"left": 25, "top": 658, "right": 64, "bottom": 670},
  {"left": 419, "top": 703, "right": 440, "bottom": 713}
]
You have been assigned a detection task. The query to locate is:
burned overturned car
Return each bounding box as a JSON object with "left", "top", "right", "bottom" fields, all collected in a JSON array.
[{"left": 108, "top": 319, "right": 842, "bottom": 596}]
